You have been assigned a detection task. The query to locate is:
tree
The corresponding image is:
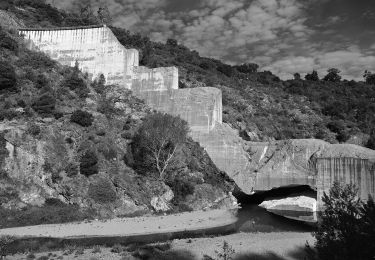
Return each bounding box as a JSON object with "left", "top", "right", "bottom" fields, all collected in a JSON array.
[
  {"left": 133, "top": 113, "right": 189, "bottom": 180},
  {"left": 166, "top": 38, "right": 178, "bottom": 47},
  {"left": 305, "top": 70, "right": 319, "bottom": 81},
  {"left": 313, "top": 182, "right": 375, "bottom": 260},
  {"left": 364, "top": 70, "right": 375, "bottom": 85},
  {"left": 97, "top": 5, "right": 112, "bottom": 25},
  {"left": 234, "top": 63, "right": 259, "bottom": 74},
  {"left": 323, "top": 68, "right": 341, "bottom": 82},
  {"left": 293, "top": 72, "right": 301, "bottom": 80},
  {"left": 366, "top": 130, "right": 375, "bottom": 150}
]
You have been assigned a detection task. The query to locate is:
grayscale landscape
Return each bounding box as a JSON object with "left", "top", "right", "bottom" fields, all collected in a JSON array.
[{"left": 0, "top": 0, "right": 374, "bottom": 259}]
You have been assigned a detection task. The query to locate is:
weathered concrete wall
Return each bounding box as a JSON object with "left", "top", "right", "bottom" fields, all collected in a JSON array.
[
  {"left": 137, "top": 87, "right": 222, "bottom": 133},
  {"left": 19, "top": 26, "right": 139, "bottom": 87},
  {"left": 132, "top": 67, "right": 178, "bottom": 93},
  {"left": 316, "top": 158, "right": 375, "bottom": 210},
  {"left": 19, "top": 26, "right": 178, "bottom": 92},
  {"left": 191, "top": 124, "right": 254, "bottom": 193}
]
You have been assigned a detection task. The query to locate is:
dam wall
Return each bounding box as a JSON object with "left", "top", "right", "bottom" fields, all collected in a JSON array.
[
  {"left": 138, "top": 87, "right": 222, "bottom": 133},
  {"left": 20, "top": 26, "right": 138, "bottom": 87},
  {"left": 19, "top": 26, "right": 178, "bottom": 92},
  {"left": 132, "top": 67, "right": 178, "bottom": 93},
  {"left": 316, "top": 157, "right": 375, "bottom": 209}
]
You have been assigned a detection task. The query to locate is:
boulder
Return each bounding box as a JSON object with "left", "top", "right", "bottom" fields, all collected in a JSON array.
[{"left": 260, "top": 195, "right": 318, "bottom": 223}]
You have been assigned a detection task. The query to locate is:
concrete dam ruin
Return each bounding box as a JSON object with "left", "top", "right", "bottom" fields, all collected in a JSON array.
[{"left": 19, "top": 25, "right": 375, "bottom": 210}]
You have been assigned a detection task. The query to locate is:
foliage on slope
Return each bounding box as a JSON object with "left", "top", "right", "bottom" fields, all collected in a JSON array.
[
  {"left": 0, "top": 12, "right": 235, "bottom": 227},
  {"left": 3, "top": 0, "right": 375, "bottom": 147}
]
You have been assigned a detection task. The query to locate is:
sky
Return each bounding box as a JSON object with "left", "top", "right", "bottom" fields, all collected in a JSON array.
[{"left": 49, "top": 0, "right": 375, "bottom": 80}]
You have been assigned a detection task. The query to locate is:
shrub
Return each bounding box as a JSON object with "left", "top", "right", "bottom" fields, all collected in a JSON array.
[
  {"left": 17, "top": 51, "right": 56, "bottom": 69},
  {"left": 70, "top": 110, "right": 94, "bottom": 127},
  {"left": 215, "top": 241, "right": 235, "bottom": 260},
  {"left": 305, "top": 70, "right": 319, "bottom": 81},
  {"left": 0, "top": 61, "right": 17, "bottom": 91},
  {"left": 366, "top": 131, "right": 375, "bottom": 150},
  {"left": 65, "top": 163, "right": 79, "bottom": 177},
  {"left": 234, "top": 63, "right": 259, "bottom": 74},
  {"left": 323, "top": 68, "right": 341, "bottom": 82},
  {"left": 217, "top": 64, "right": 234, "bottom": 77},
  {"left": 110, "top": 244, "right": 123, "bottom": 253},
  {"left": 26, "top": 123, "right": 41, "bottom": 136},
  {"left": 88, "top": 179, "right": 117, "bottom": 204},
  {"left": 32, "top": 94, "right": 56, "bottom": 115},
  {"left": 313, "top": 182, "right": 375, "bottom": 260},
  {"left": 132, "top": 113, "right": 189, "bottom": 179},
  {"left": 0, "top": 235, "right": 15, "bottom": 257},
  {"left": 92, "top": 245, "right": 101, "bottom": 253},
  {"left": 167, "top": 178, "right": 195, "bottom": 202},
  {"left": 0, "top": 108, "right": 19, "bottom": 121},
  {"left": 0, "top": 204, "right": 94, "bottom": 228},
  {"left": 62, "top": 69, "right": 89, "bottom": 98},
  {"left": 80, "top": 150, "right": 98, "bottom": 177},
  {"left": 0, "top": 30, "right": 18, "bottom": 52}
]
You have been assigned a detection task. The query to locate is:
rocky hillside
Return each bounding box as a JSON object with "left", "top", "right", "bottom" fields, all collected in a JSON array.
[
  {"left": 0, "top": 3, "right": 236, "bottom": 228},
  {"left": 3, "top": 1, "right": 375, "bottom": 148}
]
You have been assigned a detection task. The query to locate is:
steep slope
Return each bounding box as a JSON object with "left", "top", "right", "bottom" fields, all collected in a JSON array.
[{"left": 0, "top": 7, "right": 236, "bottom": 228}]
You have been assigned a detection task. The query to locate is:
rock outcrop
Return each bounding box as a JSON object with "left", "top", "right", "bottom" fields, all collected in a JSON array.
[{"left": 260, "top": 196, "right": 317, "bottom": 223}]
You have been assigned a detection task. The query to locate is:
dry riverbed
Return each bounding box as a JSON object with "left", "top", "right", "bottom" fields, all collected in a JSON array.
[{"left": 0, "top": 209, "right": 236, "bottom": 239}]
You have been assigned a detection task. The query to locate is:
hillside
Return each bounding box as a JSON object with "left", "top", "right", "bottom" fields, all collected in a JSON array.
[
  {"left": 0, "top": 1, "right": 236, "bottom": 228},
  {"left": 2, "top": 0, "right": 375, "bottom": 148}
]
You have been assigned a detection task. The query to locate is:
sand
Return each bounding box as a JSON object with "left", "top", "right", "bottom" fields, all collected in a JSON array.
[{"left": 0, "top": 209, "right": 237, "bottom": 239}]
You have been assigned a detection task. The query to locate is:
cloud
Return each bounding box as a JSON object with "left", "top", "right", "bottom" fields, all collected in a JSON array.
[{"left": 49, "top": 0, "right": 375, "bottom": 80}]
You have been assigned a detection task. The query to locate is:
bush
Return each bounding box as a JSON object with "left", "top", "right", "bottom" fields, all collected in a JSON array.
[
  {"left": 0, "top": 204, "right": 94, "bottom": 228},
  {"left": 313, "top": 182, "right": 375, "bottom": 260},
  {"left": 88, "top": 179, "right": 117, "bottom": 204},
  {"left": 80, "top": 150, "right": 98, "bottom": 177},
  {"left": 305, "top": 70, "right": 319, "bottom": 81},
  {"left": 0, "top": 29, "right": 18, "bottom": 52},
  {"left": 32, "top": 94, "right": 56, "bottom": 115},
  {"left": 26, "top": 123, "right": 41, "bottom": 136},
  {"left": 0, "top": 61, "right": 17, "bottom": 91},
  {"left": 17, "top": 51, "right": 56, "bottom": 69},
  {"left": 62, "top": 69, "right": 89, "bottom": 98},
  {"left": 70, "top": 110, "right": 94, "bottom": 127},
  {"left": 217, "top": 64, "right": 234, "bottom": 77},
  {"left": 167, "top": 178, "right": 195, "bottom": 202},
  {"left": 132, "top": 113, "right": 189, "bottom": 179},
  {"left": 366, "top": 131, "right": 375, "bottom": 150}
]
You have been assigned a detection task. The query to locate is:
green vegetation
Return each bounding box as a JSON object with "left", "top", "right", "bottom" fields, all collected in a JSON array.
[
  {"left": 313, "top": 182, "right": 375, "bottom": 260},
  {"left": 70, "top": 110, "right": 94, "bottom": 127},
  {"left": 132, "top": 112, "right": 189, "bottom": 180},
  {"left": 0, "top": 202, "right": 94, "bottom": 228},
  {"left": 80, "top": 150, "right": 98, "bottom": 176},
  {"left": 88, "top": 178, "right": 117, "bottom": 204},
  {"left": 3, "top": 1, "right": 375, "bottom": 146},
  {"left": 0, "top": 61, "right": 17, "bottom": 92}
]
